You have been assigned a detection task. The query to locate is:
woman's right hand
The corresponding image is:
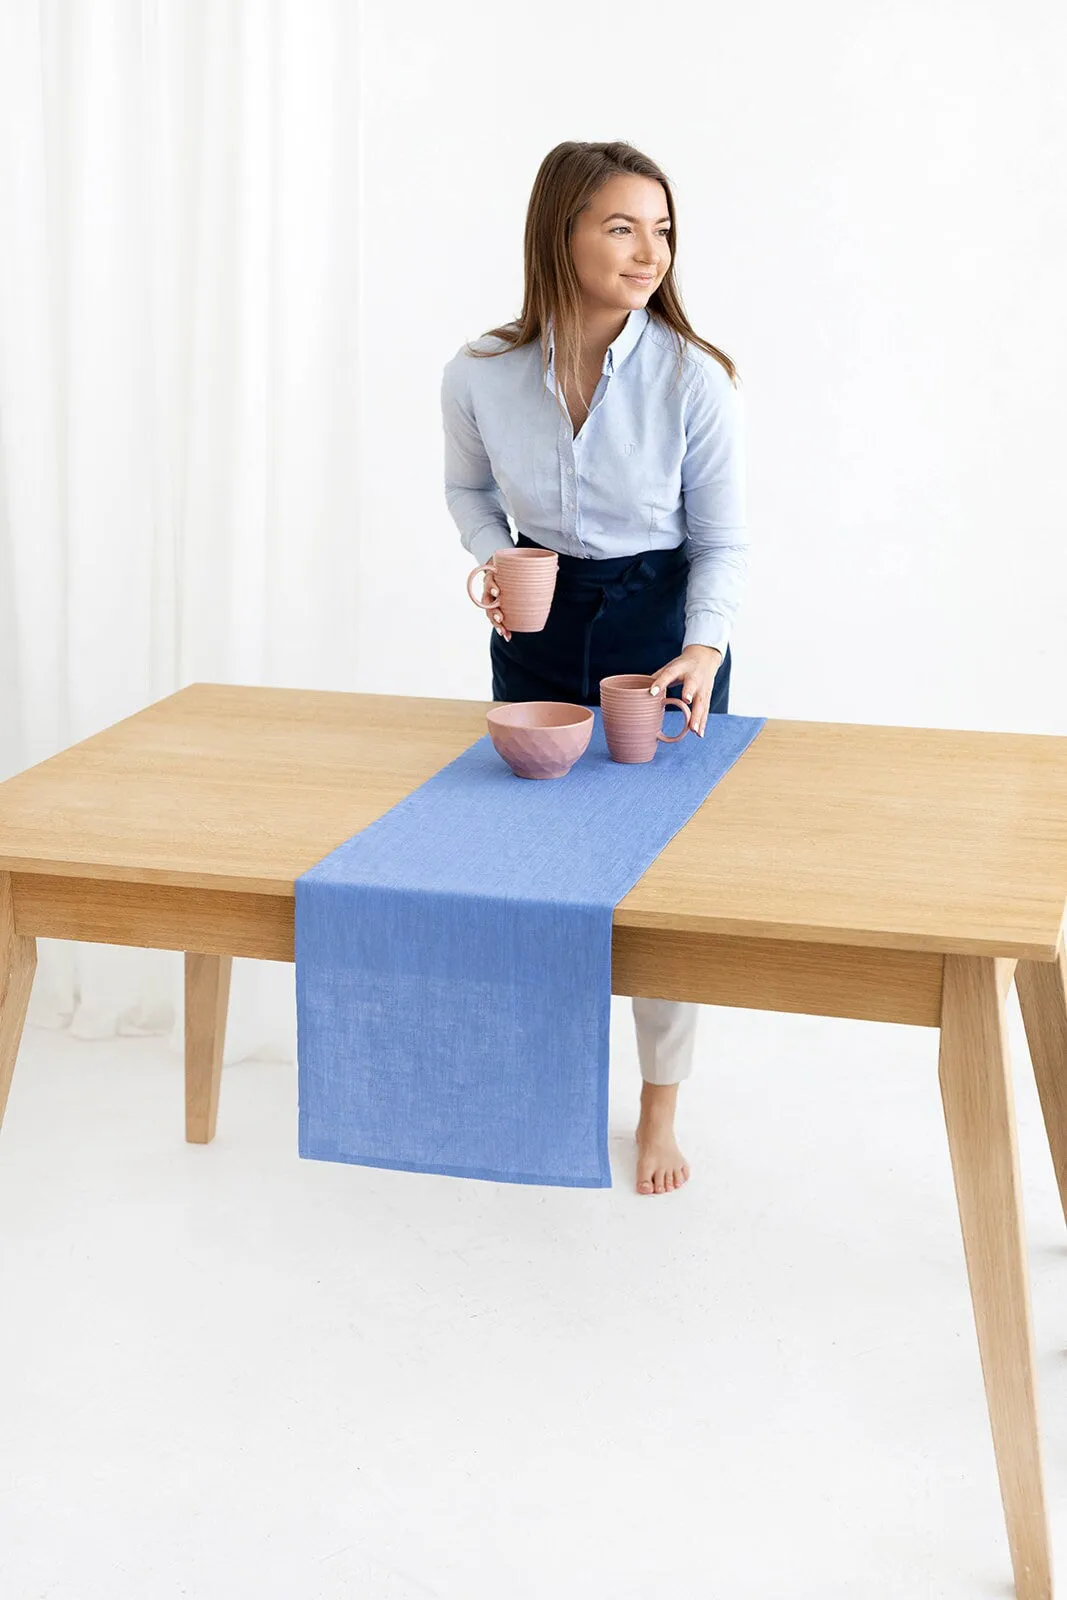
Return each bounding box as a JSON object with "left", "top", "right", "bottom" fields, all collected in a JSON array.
[{"left": 482, "top": 571, "right": 511, "bottom": 642}]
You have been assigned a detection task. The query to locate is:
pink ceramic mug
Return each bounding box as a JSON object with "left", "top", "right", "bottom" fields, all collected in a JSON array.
[
  {"left": 599, "top": 673, "right": 692, "bottom": 764},
  {"left": 467, "top": 546, "right": 559, "bottom": 633}
]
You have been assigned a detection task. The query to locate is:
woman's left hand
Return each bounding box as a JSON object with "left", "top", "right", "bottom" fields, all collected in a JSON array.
[{"left": 647, "top": 645, "right": 723, "bottom": 737}]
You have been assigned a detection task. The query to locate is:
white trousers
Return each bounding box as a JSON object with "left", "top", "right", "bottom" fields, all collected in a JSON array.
[{"left": 631, "top": 997, "right": 698, "bottom": 1085}]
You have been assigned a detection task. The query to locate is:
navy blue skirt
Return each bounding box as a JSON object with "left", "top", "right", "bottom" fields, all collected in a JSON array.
[{"left": 490, "top": 532, "right": 732, "bottom": 711}]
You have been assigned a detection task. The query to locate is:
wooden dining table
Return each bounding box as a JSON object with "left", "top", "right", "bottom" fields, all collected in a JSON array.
[{"left": 1, "top": 680, "right": 1066, "bottom": 1596}]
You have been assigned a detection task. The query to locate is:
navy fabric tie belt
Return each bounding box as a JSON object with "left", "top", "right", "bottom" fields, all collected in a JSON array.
[
  {"left": 566, "top": 552, "right": 661, "bottom": 703},
  {"left": 490, "top": 533, "right": 695, "bottom": 706}
]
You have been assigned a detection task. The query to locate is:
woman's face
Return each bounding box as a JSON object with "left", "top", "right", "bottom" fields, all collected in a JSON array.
[{"left": 569, "top": 174, "right": 672, "bottom": 318}]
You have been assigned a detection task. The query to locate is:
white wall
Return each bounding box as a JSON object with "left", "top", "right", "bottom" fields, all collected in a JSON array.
[{"left": 356, "top": 0, "right": 1067, "bottom": 737}]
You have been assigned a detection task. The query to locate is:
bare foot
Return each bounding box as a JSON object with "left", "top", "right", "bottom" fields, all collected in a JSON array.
[{"left": 634, "top": 1122, "right": 690, "bottom": 1195}]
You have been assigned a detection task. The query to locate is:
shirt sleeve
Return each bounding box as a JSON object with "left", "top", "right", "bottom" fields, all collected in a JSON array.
[
  {"left": 679, "top": 363, "right": 750, "bottom": 655},
  {"left": 441, "top": 354, "right": 516, "bottom": 567}
]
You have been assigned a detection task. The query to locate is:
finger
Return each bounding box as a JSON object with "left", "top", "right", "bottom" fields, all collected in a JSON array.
[
  {"left": 648, "top": 659, "right": 683, "bottom": 697},
  {"left": 690, "top": 670, "right": 712, "bottom": 725},
  {"left": 680, "top": 676, "right": 707, "bottom": 737}
]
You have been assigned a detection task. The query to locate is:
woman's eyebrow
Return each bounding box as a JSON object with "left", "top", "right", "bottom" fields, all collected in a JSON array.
[{"left": 602, "top": 212, "right": 671, "bottom": 225}]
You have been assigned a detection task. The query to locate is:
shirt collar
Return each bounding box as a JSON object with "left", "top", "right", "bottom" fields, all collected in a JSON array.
[{"left": 545, "top": 306, "right": 649, "bottom": 378}]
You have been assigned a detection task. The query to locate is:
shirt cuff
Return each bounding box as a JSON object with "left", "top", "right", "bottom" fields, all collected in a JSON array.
[
  {"left": 468, "top": 525, "right": 515, "bottom": 567},
  {"left": 682, "top": 611, "right": 730, "bottom": 655}
]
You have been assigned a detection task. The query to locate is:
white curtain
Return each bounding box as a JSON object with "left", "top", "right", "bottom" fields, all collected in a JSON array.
[{"left": 0, "top": 0, "right": 361, "bottom": 1060}]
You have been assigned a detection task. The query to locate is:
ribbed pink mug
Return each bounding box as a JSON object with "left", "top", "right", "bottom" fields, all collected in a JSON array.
[
  {"left": 467, "top": 547, "right": 559, "bottom": 633},
  {"left": 599, "top": 673, "right": 692, "bottom": 764}
]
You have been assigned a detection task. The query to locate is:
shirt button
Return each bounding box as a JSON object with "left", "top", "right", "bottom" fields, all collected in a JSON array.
[{"left": 566, "top": 466, "right": 574, "bottom": 476}]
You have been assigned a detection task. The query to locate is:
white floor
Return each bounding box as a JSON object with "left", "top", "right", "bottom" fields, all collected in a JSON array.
[{"left": 0, "top": 991, "right": 1064, "bottom": 1599}]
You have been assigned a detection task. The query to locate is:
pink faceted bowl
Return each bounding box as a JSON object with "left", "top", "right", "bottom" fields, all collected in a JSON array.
[{"left": 487, "top": 702, "right": 594, "bottom": 780}]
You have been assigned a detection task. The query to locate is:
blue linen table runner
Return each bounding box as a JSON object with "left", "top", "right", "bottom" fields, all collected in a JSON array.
[{"left": 295, "top": 708, "right": 765, "bottom": 1188}]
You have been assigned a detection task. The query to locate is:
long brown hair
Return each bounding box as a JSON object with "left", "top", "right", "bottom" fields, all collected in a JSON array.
[{"left": 463, "top": 140, "right": 738, "bottom": 418}]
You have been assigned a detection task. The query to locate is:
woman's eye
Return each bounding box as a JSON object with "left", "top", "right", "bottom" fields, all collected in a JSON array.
[{"left": 610, "top": 226, "right": 670, "bottom": 237}]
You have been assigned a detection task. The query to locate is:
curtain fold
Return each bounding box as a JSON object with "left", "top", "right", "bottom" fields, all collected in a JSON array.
[{"left": 0, "top": 0, "right": 361, "bottom": 1061}]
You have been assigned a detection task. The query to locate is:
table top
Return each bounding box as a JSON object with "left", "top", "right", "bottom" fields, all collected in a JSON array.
[{"left": 1, "top": 682, "right": 1066, "bottom": 959}]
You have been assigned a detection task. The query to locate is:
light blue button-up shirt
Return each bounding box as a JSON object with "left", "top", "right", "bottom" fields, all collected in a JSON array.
[{"left": 440, "top": 306, "right": 748, "bottom": 654}]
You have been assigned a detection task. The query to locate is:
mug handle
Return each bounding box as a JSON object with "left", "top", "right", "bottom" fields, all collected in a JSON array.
[
  {"left": 657, "top": 697, "right": 692, "bottom": 743},
  {"left": 467, "top": 561, "right": 499, "bottom": 610}
]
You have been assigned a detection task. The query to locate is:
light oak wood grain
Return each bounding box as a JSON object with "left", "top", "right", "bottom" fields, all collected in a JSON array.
[
  {"left": 184, "top": 953, "right": 231, "bottom": 1144},
  {"left": 0, "top": 872, "right": 37, "bottom": 1129},
  {"left": 12, "top": 874, "right": 294, "bottom": 961},
  {"left": 10, "top": 873, "right": 943, "bottom": 1026},
  {"left": 611, "top": 926, "right": 945, "bottom": 1026},
  {"left": 1, "top": 684, "right": 1065, "bottom": 958},
  {"left": 1017, "top": 936, "right": 1067, "bottom": 1232},
  {"left": 938, "top": 955, "right": 1051, "bottom": 1600}
]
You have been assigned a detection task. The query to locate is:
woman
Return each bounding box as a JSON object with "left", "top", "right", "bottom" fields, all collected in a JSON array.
[{"left": 440, "top": 141, "right": 748, "bottom": 1197}]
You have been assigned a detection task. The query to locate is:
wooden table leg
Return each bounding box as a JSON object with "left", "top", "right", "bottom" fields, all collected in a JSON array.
[
  {"left": 938, "top": 954, "right": 1052, "bottom": 1600},
  {"left": 184, "top": 953, "right": 232, "bottom": 1144},
  {"left": 1016, "top": 936, "right": 1067, "bottom": 1232},
  {"left": 1, "top": 872, "right": 37, "bottom": 1130}
]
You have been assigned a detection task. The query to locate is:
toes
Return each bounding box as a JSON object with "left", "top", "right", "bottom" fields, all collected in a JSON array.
[{"left": 636, "top": 1150, "right": 691, "bottom": 1195}]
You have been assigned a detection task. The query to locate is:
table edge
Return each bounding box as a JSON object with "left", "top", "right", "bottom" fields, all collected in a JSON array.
[{"left": 4, "top": 860, "right": 1064, "bottom": 962}]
